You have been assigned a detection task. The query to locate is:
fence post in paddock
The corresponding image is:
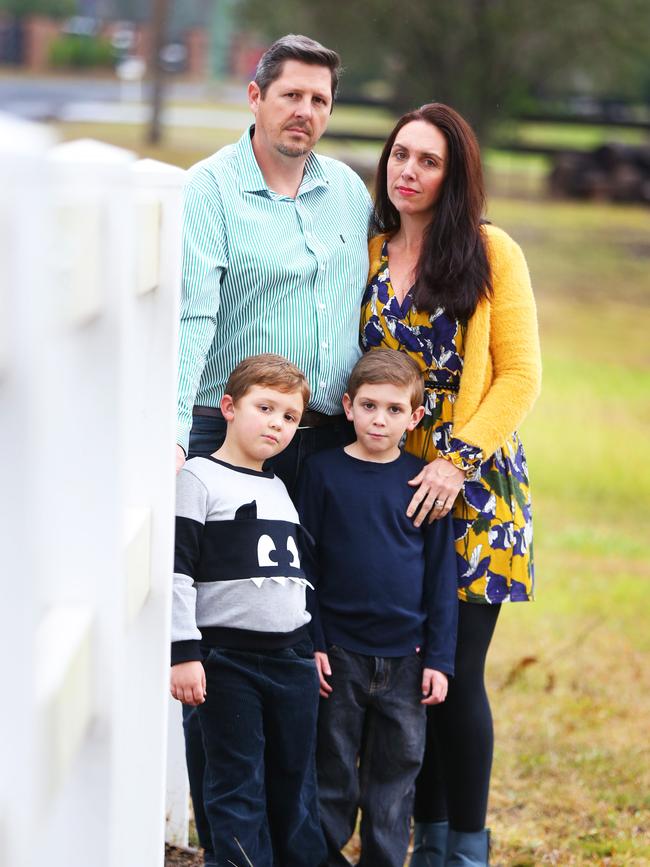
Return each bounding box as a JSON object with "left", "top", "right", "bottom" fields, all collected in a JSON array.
[
  {"left": 0, "top": 112, "right": 57, "bottom": 867},
  {"left": 41, "top": 136, "right": 137, "bottom": 867},
  {"left": 118, "top": 156, "right": 185, "bottom": 859},
  {"left": 0, "top": 127, "right": 185, "bottom": 867}
]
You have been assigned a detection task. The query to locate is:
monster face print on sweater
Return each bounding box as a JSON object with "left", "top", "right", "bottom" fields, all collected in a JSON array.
[{"left": 171, "top": 457, "right": 312, "bottom": 664}]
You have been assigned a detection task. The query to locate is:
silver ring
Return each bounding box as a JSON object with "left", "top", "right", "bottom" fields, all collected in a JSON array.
[{"left": 434, "top": 499, "right": 445, "bottom": 507}]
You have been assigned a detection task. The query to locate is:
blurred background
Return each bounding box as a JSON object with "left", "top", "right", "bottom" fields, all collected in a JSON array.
[{"left": 1, "top": 1, "right": 648, "bottom": 864}]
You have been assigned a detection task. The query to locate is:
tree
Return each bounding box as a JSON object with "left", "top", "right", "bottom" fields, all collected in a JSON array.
[
  {"left": 0, "top": 0, "right": 74, "bottom": 17},
  {"left": 148, "top": 0, "right": 169, "bottom": 144},
  {"left": 0, "top": 0, "right": 75, "bottom": 65},
  {"left": 238, "top": 0, "right": 650, "bottom": 142}
]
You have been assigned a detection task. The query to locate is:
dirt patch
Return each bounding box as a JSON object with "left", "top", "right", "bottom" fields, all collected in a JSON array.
[
  {"left": 622, "top": 240, "right": 650, "bottom": 258},
  {"left": 164, "top": 844, "right": 204, "bottom": 867}
]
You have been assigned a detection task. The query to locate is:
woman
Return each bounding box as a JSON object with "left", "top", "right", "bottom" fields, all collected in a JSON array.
[{"left": 362, "top": 104, "right": 541, "bottom": 866}]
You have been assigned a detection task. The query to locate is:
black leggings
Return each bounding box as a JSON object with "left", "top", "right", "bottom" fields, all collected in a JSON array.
[{"left": 414, "top": 602, "right": 501, "bottom": 832}]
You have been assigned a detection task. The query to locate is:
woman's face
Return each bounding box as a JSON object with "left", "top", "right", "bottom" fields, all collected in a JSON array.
[{"left": 386, "top": 120, "right": 447, "bottom": 220}]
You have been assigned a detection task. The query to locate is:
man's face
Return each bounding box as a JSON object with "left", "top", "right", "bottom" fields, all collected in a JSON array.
[{"left": 248, "top": 59, "right": 333, "bottom": 159}]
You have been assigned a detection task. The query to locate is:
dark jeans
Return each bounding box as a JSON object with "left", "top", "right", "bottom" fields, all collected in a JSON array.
[
  {"left": 182, "top": 412, "right": 353, "bottom": 862},
  {"left": 197, "top": 640, "right": 325, "bottom": 867},
  {"left": 316, "top": 646, "right": 427, "bottom": 867}
]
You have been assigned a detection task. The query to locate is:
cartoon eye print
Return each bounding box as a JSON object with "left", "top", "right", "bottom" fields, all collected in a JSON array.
[
  {"left": 286, "top": 536, "right": 300, "bottom": 567},
  {"left": 257, "top": 534, "right": 277, "bottom": 566},
  {"left": 257, "top": 534, "right": 301, "bottom": 569}
]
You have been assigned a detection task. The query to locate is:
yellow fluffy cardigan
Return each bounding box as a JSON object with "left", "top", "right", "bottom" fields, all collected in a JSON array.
[{"left": 367, "top": 225, "right": 542, "bottom": 460}]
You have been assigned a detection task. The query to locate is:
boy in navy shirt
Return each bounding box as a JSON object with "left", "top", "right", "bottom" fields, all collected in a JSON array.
[{"left": 297, "top": 349, "right": 458, "bottom": 867}]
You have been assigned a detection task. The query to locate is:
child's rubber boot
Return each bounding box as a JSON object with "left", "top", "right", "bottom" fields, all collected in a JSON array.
[
  {"left": 445, "top": 828, "right": 490, "bottom": 866},
  {"left": 409, "top": 821, "right": 449, "bottom": 866}
]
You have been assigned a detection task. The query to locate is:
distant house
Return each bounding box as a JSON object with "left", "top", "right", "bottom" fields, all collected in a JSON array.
[{"left": 0, "top": 0, "right": 216, "bottom": 78}]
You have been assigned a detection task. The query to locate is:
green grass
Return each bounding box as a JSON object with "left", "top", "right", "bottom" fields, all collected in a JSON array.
[
  {"left": 515, "top": 121, "right": 649, "bottom": 149},
  {"left": 483, "top": 197, "right": 650, "bottom": 865},
  {"left": 50, "top": 120, "right": 236, "bottom": 169}
]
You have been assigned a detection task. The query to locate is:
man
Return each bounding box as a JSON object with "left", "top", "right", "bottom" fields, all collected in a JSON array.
[{"left": 175, "top": 34, "right": 372, "bottom": 865}]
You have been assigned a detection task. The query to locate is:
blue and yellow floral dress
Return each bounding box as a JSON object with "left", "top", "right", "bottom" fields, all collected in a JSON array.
[{"left": 361, "top": 240, "right": 534, "bottom": 604}]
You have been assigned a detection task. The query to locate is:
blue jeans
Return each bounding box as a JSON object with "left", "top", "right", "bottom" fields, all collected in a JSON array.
[
  {"left": 182, "top": 412, "right": 353, "bottom": 862},
  {"left": 197, "top": 640, "right": 325, "bottom": 867},
  {"left": 316, "top": 647, "right": 427, "bottom": 867}
]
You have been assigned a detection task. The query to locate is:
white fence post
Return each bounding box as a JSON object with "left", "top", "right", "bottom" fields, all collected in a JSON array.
[
  {"left": 0, "top": 118, "right": 185, "bottom": 867},
  {"left": 43, "top": 137, "right": 136, "bottom": 867},
  {"left": 0, "top": 112, "right": 56, "bottom": 867},
  {"left": 118, "top": 157, "right": 186, "bottom": 860}
]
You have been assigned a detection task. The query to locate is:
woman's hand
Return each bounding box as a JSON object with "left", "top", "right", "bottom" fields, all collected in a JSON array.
[{"left": 407, "top": 457, "right": 466, "bottom": 526}]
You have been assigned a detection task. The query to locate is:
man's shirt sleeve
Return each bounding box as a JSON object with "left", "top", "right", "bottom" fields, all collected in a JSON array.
[
  {"left": 176, "top": 174, "right": 228, "bottom": 453},
  {"left": 423, "top": 513, "right": 459, "bottom": 674},
  {"left": 360, "top": 176, "right": 373, "bottom": 219}
]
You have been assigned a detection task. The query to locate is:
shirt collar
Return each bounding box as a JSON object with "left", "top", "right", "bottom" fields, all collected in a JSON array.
[{"left": 237, "top": 124, "right": 329, "bottom": 196}]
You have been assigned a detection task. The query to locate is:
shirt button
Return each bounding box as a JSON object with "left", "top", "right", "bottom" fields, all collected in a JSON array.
[
  {"left": 322, "top": 341, "right": 329, "bottom": 349},
  {"left": 319, "top": 382, "right": 326, "bottom": 389},
  {"left": 318, "top": 302, "right": 326, "bottom": 310}
]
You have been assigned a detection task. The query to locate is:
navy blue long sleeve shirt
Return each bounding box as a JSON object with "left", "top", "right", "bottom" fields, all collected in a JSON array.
[{"left": 296, "top": 448, "right": 458, "bottom": 674}]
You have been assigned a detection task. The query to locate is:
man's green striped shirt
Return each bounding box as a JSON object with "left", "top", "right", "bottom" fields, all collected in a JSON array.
[{"left": 177, "top": 126, "right": 372, "bottom": 452}]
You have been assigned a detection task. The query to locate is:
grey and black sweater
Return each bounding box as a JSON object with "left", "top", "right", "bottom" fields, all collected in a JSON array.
[{"left": 171, "top": 456, "right": 312, "bottom": 665}]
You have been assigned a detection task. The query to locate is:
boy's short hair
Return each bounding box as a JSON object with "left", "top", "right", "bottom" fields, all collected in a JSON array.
[
  {"left": 225, "top": 353, "right": 310, "bottom": 408},
  {"left": 347, "top": 350, "right": 424, "bottom": 410}
]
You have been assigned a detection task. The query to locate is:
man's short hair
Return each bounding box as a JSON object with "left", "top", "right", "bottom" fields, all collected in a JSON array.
[
  {"left": 347, "top": 350, "right": 424, "bottom": 410},
  {"left": 225, "top": 353, "right": 311, "bottom": 408},
  {"left": 254, "top": 34, "right": 341, "bottom": 102}
]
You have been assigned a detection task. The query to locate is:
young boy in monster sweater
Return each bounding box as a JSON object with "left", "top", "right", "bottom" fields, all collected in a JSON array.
[{"left": 170, "top": 353, "right": 325, "bottom": 867}]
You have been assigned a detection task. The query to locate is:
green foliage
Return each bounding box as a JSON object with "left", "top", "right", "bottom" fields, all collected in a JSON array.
[
  {"left": 0, "top": 0, "right": 74, "bottom": 17},
  {"left": 238, "top": 0, "right": 650, "bottom": 142},
  {"left": 49, "top": 34, "right": 115, "bottom": 68}
]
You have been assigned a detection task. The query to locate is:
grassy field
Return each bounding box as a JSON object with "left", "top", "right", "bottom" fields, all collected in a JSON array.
[
  {"left": 48, "top": 113, "right": 649, "bottom": 865},
  {"left": 484, "top": 198, "right": 650, "bottom": 865}
]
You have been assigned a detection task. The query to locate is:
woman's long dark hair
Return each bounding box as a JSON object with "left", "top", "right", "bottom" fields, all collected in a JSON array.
[{"left": 372, "top": 103, "right": 492, "bottom": 323}]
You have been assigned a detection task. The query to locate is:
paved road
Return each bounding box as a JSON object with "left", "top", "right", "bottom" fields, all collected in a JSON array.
[
  {"left": 57, "top": 100, "right": 251, "bottom": 131},
  {"left": 0, "top": 73, "right": 246, "bottom": 122}
]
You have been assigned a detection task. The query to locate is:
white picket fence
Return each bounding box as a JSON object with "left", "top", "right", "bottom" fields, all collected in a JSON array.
[{"left": 0, "top": 113, "right": 191, "bottom": 867}]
